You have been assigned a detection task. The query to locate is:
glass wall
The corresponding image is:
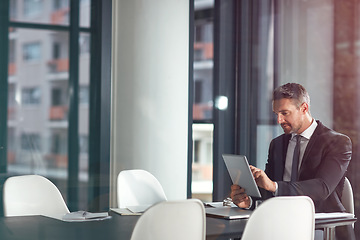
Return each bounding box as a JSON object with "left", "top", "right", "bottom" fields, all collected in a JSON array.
[
  {"left": 274, "top": 1, "right": 360, "bottom": 237},
  {"left": 209, "top": 0, "right": 360, "bottom": 237},
  {"left": 4, "top": 0, "right": 93, "bottom": 211},
  {"left": 192, "top": 0, "right": 214, "bottom": 202}
]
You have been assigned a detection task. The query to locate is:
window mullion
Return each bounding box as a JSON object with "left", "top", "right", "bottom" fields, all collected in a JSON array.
[
  {"left": 0, "top": 0, "right": 10, "bottom": 174},
  {"left": 67, "top": 0, "right": 80, "bottom": 211}
]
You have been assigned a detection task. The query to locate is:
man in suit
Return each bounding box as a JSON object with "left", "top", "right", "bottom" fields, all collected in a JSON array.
[{"left": 230, "top": 83, "right": 354, "bottom": 239}]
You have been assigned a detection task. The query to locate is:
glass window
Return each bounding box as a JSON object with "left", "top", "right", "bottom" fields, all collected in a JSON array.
[
  {"left": 191, "top": 0, "right": 214, "bottom": 203},
  {"left": 10, "top": 0, "right": 17, "bottom": 19},
  {"left": 50, "top": 131, "right": 67, "bottom": 155},
  {"left": 79, "top": 86, "right": 89, "bottom": 104},
  {"left": 20, "top": 133, "right": 41, "bottom": 151},
  {"left": 4, "top": 1, "right": 94, "bottom": 212},
  {"left": 79, "top": 134, "right": 88, "bottom": 154},
  {"left": 255, "top": 1, "right": 337, "bottom": 170},
  {"left": 23, "top": 42, "right": 41, "bottom": 61},
  {"left": 79, "top": 34, "right": 90, "bottom": 54},
  {"left": 22, "top": 87, "right": 41, "bottom": 105},
  {"left": 192, "top": 0, "right": 214, "bottom": 202},
  {"left": 51, "top": 88, "right": 63, "bottom": 106},
  {"left": 24, "top": 0, "right": 43, "bottom": 17},
  {"left": 80, "top": 0, "right": 91, "bottom": 28},
  {"left": 233, "top": 2, "right": 360, "bottom": 237},
  {"left": 78, "top": 31, "right": 90, "bottom": 209},
  {"left": 9, "top": 39, "right": 16, "bottom": 64},
  {"left": 11, "top": 0, "right": 70, "bottom": 26}
]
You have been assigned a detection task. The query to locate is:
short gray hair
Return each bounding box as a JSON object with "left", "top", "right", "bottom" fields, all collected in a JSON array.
[{"left": 273, "top": 83, "right": 310, "bottom": 110}]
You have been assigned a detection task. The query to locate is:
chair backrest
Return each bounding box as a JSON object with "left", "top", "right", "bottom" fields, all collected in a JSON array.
[
  {"left": 241, "top": 196, "right": 315, "bottom": 240},
  {"left": 3, "top": 175, "right": 70, "bottom": 217},
  {"left": 342, "top": 177, "right": 354, "bottom": 215},
  {"left": 130, "top": 199, "right": 206, "bottom": 240},
  {"left": 117, "top": 169, "right": 167, "bottom": 208}
]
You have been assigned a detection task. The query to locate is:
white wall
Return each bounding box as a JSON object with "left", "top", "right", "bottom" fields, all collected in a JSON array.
[{"left": 110, "top": 0, "right": 189, "bottom": 207}]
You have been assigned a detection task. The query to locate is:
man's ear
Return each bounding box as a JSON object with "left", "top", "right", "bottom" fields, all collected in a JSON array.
[{"left": 301, "top": 102, "right": 309, "bottom": 114}]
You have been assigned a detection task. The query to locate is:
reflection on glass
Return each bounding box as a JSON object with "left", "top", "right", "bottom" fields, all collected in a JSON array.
[
  {"left": 10, "top": 0, "right": 70, "bottom": 26},
  {"left": 7, "top": 27, "right": 70, "bottom": 199},
  {"left": 78, "top": 32, "right": 90, "bottom": 209},
  {"left": 192, "top": 0, "right": 214, "bottom": 202},
  {"left": 193, "top": 1, "right": 214, "bottom": 122},
  {"left": 80, "top": 0, "right": 91, "bottom": 28},
  {"left": 6, "top": 0, "right": 94, "bottom": 212},
  {"left": 192, "top": 123, "right": 213, "bottom": 202}
]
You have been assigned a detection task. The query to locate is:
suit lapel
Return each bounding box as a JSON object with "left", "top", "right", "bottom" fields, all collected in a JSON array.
[
  {"left": 276, "top": 134, "right": 291, "bottom": 180},
  {"left": 299, "top": 121, "right": 324, "bottom": 176}
]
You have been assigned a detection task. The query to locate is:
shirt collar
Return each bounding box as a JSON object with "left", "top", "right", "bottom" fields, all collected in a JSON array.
[{"left": 292, "top": 119, "right": 318, "bottom": 140}]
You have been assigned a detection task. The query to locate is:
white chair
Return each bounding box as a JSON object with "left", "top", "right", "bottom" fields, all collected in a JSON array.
[
  {"left": 241, "top": 196, "right": 315, "bottom": 240},
  {"left": 342, "top": 177, "right": 354, "bottom": 215},
  {"left": 117, "top": 169, "right": 167, "bottom": 209},
  {"left": 130, "top": 199, "right": 206, "bottom": 240},
  {"left": 3, "top": 175, "right": 69, "bottom": 217}
]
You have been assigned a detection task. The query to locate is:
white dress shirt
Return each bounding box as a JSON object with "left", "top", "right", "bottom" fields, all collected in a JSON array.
[
  {"left": 274, "top": 119, "right": 318, "bottom": 195},
  {"left": 283, "top": 119, "right": 318, "bottom": 181}
]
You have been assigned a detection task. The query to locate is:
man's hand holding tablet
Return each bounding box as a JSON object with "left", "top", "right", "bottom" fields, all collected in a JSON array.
[
  {"left": 230, "top": 185, "right": 251, "bottom": 208},
  {"left": 223, "top": 154, "right": 263, "bottom": 209},
  {"left": 250, "top": 165, "right": 277, "bottom": 193}
]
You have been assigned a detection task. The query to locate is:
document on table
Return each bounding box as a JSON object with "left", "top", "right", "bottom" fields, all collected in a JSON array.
[
  {"left": 110, "top": 208, "right": 142, "bottom": 216},
  {"left": 61, "top": 211, "right": 111, "bottom": 222},
  {"left": 204, "top": 202, "right": 237, "bottom": 208},
  {"left": 126, "top": 205, "right": 151, "bottom": 213}
]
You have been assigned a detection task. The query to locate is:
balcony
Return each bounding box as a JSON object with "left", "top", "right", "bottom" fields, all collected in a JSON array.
[
  {"left": 193, "top": 103, "right": 213, "bottom": 120},
  {"left": 7, "top": 151, "right": 15, "bottom": 164},
  {"left": 51, "top": 8, "right": 70, "bottom": 25},
  {"left": 45, "top": 154, "right": 68, "bottom": 168},
  {"left": 194, "top": 42, "right": 213, "bottom": 61},
  {"left": 8, "top": 107, "right": 16, "bottom": 120},
  {"left": 8, "top": 63, "right": 16, "bottom": 76},
  {"left": 49, "top": 105, "right": 68, "bottom": 121},
  {"left": 47, "top": 58, "right": 69, "bottom": 73}
]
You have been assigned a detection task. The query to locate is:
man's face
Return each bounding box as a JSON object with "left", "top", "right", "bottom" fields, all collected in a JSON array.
[{"left": 272, "top": 98, "right": 307, "bottom": 134}]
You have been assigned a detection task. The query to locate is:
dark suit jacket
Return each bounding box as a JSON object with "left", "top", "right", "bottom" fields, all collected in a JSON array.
[{"left": 262, "top": 120, "right": 352, "bottom": 213}]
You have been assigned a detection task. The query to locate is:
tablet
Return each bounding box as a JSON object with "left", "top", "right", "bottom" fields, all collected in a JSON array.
[{"left": 223, "top": 154, "right": 262, "bottom": 198}]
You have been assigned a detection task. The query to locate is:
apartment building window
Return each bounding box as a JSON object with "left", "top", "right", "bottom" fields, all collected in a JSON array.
[
  {"left": 52, "top": 43, "right": 60, "bottom": 59},
  {"left": 23, "top": 42, "right": 41, "bottom": 61},
  {"left": 79, "top": 35, "right": 90, "bottom": 54},
  {"left": 0, "top": 0, "right": 112, "bottom": 213},
  {"left": 79, "top": 134, "right": 88, "bottom": 154},
  {"left": 23, "top": 0, "right": 43, "bottom": 17},
  {"left": 51, "top": 132, "right": 67, "bottom": 155},
  {"left": 194, "top": 80, "right": 203, "bottom": 104},
  {"left": 79, "top": 86, "right": 89, "bottom": 105},
  {"left": 10, "top": 0, "right": 17, "bottom": 19},
  {"left": 53, "top": 0, "right": 69, "bottom": 11},
  {"left": 20, "top": 133, "right": 41, "bottom": 151},
  {"left": 9, "top": 40, "right": 16, "bottom": 63},
  {"left": 22, "top": 87, "right": 41, "bottom": 105},
  {"left": 51, "top": 88, "right": 62, "bottom": 106}
]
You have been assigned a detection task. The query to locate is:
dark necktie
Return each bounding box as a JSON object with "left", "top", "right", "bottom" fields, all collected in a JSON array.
[{"left": 291, "top": 135, "right": 301, "bottom": 182}]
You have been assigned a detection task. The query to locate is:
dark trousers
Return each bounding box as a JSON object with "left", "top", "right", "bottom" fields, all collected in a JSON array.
[{"left": 336, "top": 225, "right": 356, "bottom": 240}]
